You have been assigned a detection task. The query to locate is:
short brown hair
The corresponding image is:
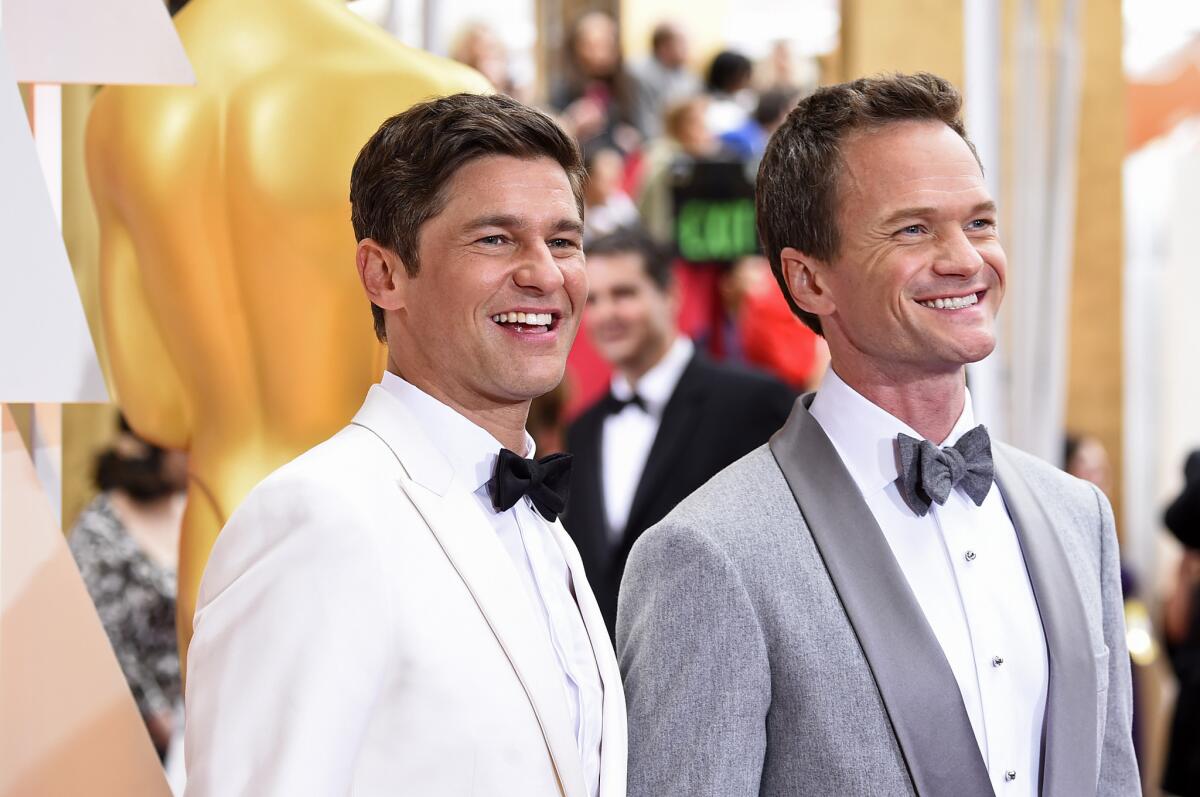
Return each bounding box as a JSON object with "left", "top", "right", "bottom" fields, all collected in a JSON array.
[
  {"left": 350, "top": 93, "right": 586, "bottom": 341},
  {"left": 755, "top": 72, "right": 979, "bottom": 335},
  {"left": 585, "top": 226, "right": 673, "bottom": 291}
]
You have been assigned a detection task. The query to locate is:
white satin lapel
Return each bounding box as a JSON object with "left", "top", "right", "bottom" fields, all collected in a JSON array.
[
  {"left": 403, "top": 487, "right": 587, "bottom": 797},
  {"left": 549, "top": 520, "right": 628, "bottom": 797},
  {"left": 350, "top": 387, "right": 587, "bottom": 797}
]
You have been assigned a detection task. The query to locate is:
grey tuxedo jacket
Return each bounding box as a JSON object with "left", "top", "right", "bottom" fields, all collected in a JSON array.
[{"left": 617, "top": 396, "right": 1140, "bottom": 796}]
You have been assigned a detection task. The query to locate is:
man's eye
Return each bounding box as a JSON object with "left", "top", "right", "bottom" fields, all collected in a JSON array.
[
  {"left": 898, "top": 225, "right": 925, "bottom": 236},
  {"left": 549, "top": 238, "right": 580, "bottom": 249},
  {"left": 477, "top": 235, "right": 507, "bottom": 245},
  {"left": 967, "top": 219, "right": 996, "bottom": 231}
]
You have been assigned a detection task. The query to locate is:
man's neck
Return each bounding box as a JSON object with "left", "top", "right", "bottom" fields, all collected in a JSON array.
[
  {"left": 617, "top": 334, "right": 678, "bottom": 388},
  {"left": 386, "top": 360, "right": 530, "bottom": 455},
  {"left": 830, "top": 359, "right": 967, "bottom": 444}
]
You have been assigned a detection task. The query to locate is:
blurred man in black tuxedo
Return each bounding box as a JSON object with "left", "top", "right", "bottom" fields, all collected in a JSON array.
[{"left": 564, "top": 228, "right": 795, "bottom": 636}]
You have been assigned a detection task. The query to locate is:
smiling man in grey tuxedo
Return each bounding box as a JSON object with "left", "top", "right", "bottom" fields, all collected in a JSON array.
[{"left": 617, "top": 73, "right": 1140, "bottom": 796}]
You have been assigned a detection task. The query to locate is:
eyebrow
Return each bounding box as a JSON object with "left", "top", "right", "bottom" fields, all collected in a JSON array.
[
  {"left": 880, "top": 200, "right": 997, "bottom": 227},
  {"left": 463, "top": 214, "right": 584, "bottom": 236}
]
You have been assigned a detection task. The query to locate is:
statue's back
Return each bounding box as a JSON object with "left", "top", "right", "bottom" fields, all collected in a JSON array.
[{"left": 87, "top": 0, "right": 492, "bottom": 659}]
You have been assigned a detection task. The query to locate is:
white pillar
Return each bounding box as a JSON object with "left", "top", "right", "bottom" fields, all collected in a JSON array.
[{"left": 963, "top": 0, "right": 1007, "bottom": 439}]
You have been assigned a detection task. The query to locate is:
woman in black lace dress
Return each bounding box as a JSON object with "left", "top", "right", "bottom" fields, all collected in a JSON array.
[
  {"left": 1164, "top": 451, "right": 1200, "bottom": 796},
  {"left": 68, "top": 416, "right": 188, "bottom": 758}
]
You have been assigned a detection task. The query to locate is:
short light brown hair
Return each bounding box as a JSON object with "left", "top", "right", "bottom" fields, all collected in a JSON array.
[
  {"left": 755, "top": 72, "right": 980, "bottom": 335},
  {"left": 350, "top": 93, "right": 586, "bottom": 341}
]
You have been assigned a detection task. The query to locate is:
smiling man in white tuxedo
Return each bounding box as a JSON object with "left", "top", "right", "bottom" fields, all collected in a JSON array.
[
  {"left": 618, "top": 73, "right": 1139, "bottom": 796},
  {"left": 184, "top": 93, "right": 626, "bottom": 797}
]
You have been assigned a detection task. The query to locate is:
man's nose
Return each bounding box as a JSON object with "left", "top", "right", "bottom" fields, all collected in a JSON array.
[
  {"left": 933, "top": 228, "right": 986, "bottom": 278},
  {"left": 514, "top": 242, "right": 567, "bottom": 293}
]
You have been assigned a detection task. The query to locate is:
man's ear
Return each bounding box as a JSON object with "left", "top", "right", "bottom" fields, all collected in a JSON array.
[
  {"left": 356, "top": 239, "right": 409, "bottom": 312},
  {"left": 780, "top": 247, "right": 835, "bottom": 319}
]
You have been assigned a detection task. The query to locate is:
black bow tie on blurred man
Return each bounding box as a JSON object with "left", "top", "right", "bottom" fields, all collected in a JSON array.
[{"left": 600, "top": 392, "right": 647, "bottom": 416}]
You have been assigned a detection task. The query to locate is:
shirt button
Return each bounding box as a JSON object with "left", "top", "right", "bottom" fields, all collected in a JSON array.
[
  {"left": 992, "top": 655, "right": 1004, "bottom": 667},
  {"left": 1005, "top": 770, "right": 1017, "bottom": 781},
  {"left": 964, "top": 550, "right": 977, "bottom": 562}
]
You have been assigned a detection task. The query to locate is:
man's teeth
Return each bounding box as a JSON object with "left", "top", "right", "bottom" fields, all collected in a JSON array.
[
  {"left": 919, "top": 293, "right": 979, "bottom": 310},
  {"left": 491, "top": 312, "right": 553, "bottom": 326}
]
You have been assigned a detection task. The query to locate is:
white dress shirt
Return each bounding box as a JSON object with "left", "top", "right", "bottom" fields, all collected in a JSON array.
[
  {"left": 381, "top": 373, "right": 604, "bottom": 797},
  {"left": 601, "top": 336, "right": 694, "bottom": 538},
  {"left": 810, "top": 369, "right": 1048, "bottom": 796}
]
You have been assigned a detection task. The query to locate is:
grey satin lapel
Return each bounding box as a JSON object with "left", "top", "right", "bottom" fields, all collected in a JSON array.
[
  {"left": 769, "top": 396, "right": 993, "bottom": 797},
  {"left": 993, "top": 448, "right": 1098, "bottom": 797}
]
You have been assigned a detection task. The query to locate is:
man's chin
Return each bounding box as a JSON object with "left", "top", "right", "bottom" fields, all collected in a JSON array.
[
  {"left": 953, "top": 336, "right": 997, "bottom": 366},
  {"left": 512, "top": 367, "right": 569, "bottom": 402},
  {"left": 927, "top": 317, "right": 993, "bottom": 357}
]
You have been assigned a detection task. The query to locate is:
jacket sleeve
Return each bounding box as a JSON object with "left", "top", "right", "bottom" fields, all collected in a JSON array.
[
  {"left": 1092, "top": 483, "right": 1143, "bottom": 795},
  {"left": 617, "top": 521, "right": 770, "bottom": 797},
  {"left": 184, "top": 477, "right": 394, "bottom": 797}
]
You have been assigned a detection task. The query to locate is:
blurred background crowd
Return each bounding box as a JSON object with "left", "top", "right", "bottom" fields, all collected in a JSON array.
[{"left": 4, "top": 0, "right": 1200, "bottom": 795}]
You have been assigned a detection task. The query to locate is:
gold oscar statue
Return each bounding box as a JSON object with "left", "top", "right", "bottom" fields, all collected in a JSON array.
[{"left": 86, "top": 0, "right": 491, "bottom": 665}]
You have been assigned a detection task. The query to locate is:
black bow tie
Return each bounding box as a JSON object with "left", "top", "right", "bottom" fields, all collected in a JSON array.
[
  {"left": 601, "top": 392, "right": 647, "bottom": 415},
  {"left": 894, "top": 425, "right": 994, "bottom": 517},
  {"left": 487, "top": 449, "right": 574, "bottom": 521}
]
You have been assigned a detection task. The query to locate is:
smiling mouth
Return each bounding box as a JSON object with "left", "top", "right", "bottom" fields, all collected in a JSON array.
[
  {"left": 491, "top": 311, "right": 559, "bottom": 334},
  {"left": 917, "top": 290, "right": 984, "bottom": 311}
]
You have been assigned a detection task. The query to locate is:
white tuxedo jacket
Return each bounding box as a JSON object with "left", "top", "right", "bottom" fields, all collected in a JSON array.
[{"left": 184, "top": 386, "right": 628, "bottom": 796}]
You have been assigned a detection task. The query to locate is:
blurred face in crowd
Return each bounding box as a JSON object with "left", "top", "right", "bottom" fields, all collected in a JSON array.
[
  {"left": 720, "top": 255, "right": 772, "bottom": 317},
  {"left": 573, "top": 13, "right": 619, "bottom": 79},
  {"left": 785, "top": 120, "right": 1006, "bottom": 383},
  {"left": 655, "top": 26, "right": 689, "bottom": 69},
  {"left": 668, "top": 98, "right": 716, "bottom": 157},
  {"left": 585, "top": 251, "right": 678, "bottom": 379},
  {"left": 1067, "top": 436, "right": 1112, "bottom": 495},
  {"left": 584, "top": 148, "right": 625, "bottom": 206},
  {"left": 452, "top": 24, "right": 508, "bottom": 90},
  {"left": 769, "top": 41, "right": 798, "bottom": 87},
  {"left": 383, "top": 155, "right": 587, "bottom": 409}
]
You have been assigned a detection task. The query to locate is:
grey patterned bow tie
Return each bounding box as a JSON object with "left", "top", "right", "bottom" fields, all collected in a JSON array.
[{"left": 895, "top": 425, "right": 994, "bottom": 517}]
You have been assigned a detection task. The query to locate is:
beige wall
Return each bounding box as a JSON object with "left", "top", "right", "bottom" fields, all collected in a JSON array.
[
  {"left": 840, "top": 0, "right": 963, "bottom": 86},
  {"left": 1063, "top": 0, "right": 1124, "bottom": 524}
]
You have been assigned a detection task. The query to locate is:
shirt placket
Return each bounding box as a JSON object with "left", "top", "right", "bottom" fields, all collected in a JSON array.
[
  {"left": 932, "top": 501, "right": 992, "bottom": 765},
  {"left": 938, "top": 497, "right": 1028, "bottom": 794},
  {"left": 512, "top": 501, "right": 585, "bottom": 742}
]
